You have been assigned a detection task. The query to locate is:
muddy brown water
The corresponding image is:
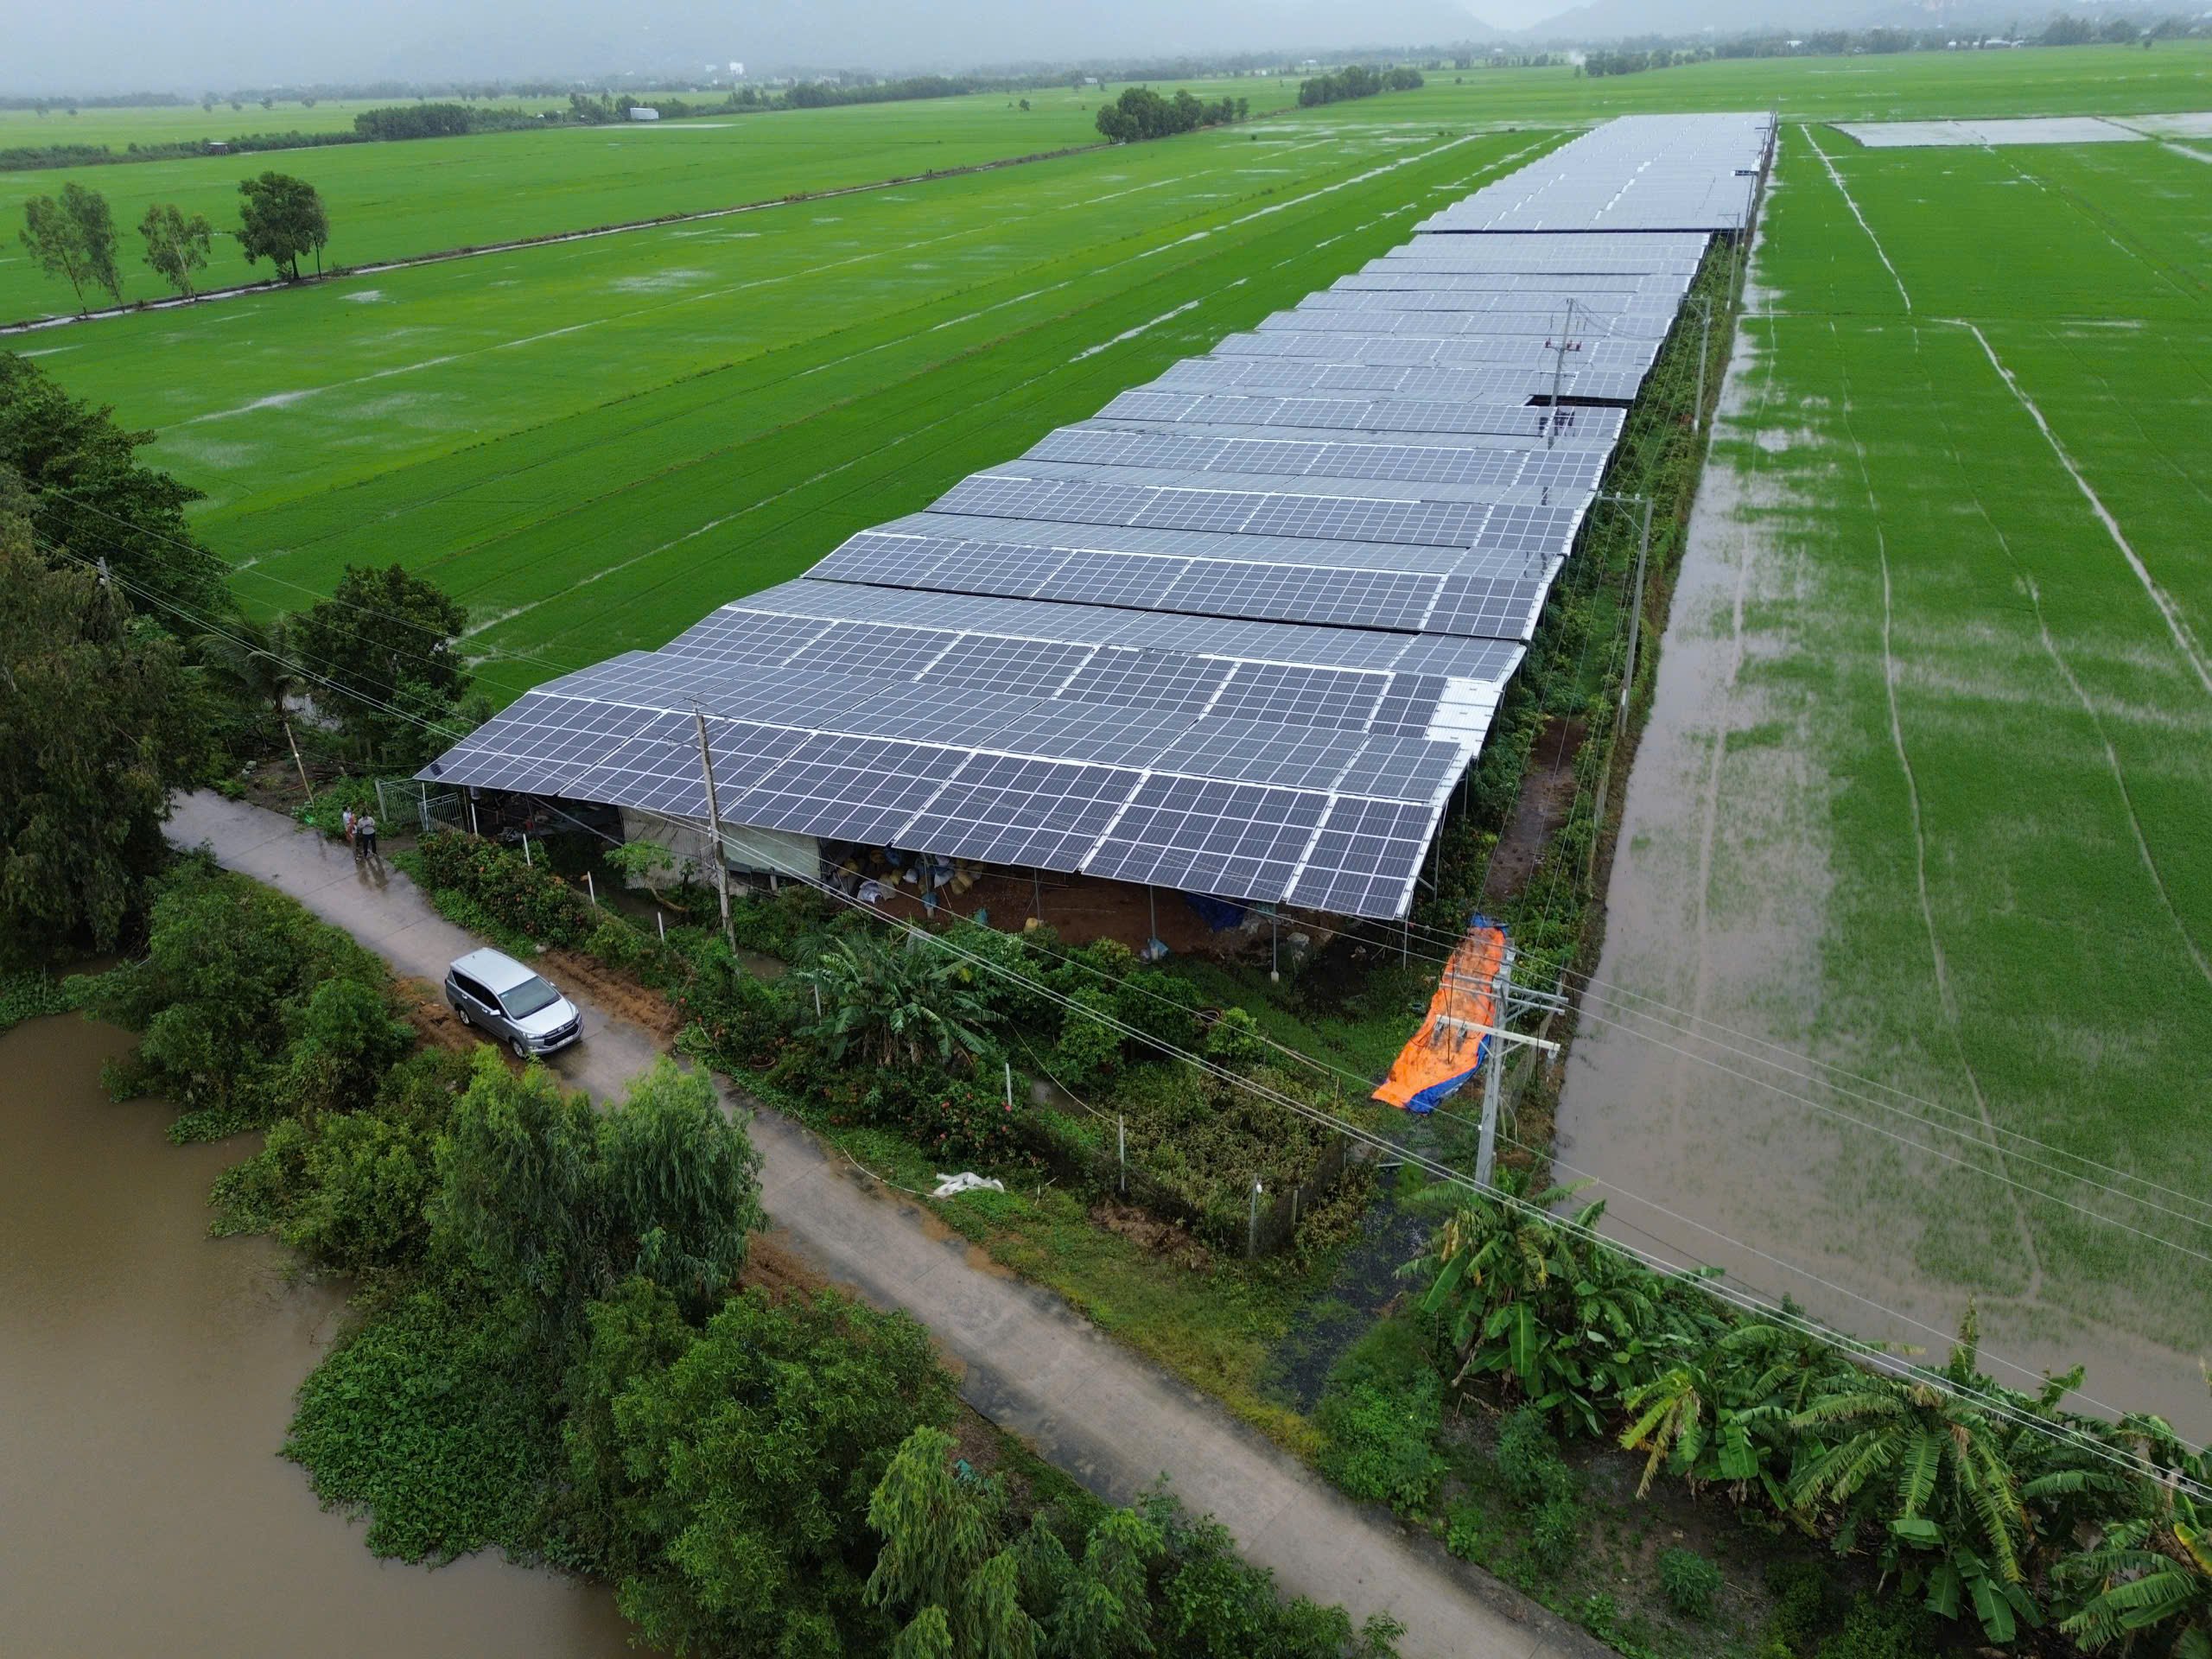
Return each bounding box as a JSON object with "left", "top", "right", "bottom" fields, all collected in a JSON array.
[{"left": 0, "top": 1015, "right": 637, "bottom": 1658}]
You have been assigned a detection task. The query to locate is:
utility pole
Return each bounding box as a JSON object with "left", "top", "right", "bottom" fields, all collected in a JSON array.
[
  {"left": 1440, "top": 940, "right": 1566, "bottom": 1190},
  {"left": 693, "top": 705, "right": 733, "bottom": 944},
  {"left": 1546, "top": 296, "right": 1576, "bottom": 449},
  {"left": 1618, "top": 493, "right": 1656, "bottom": 747},
  {"left": 1691, "top": 295, "right": 1713, "bottom": 432}
]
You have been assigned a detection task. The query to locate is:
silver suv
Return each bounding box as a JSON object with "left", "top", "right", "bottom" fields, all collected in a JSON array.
[{"left": 444, "top": 948, "right": 582, "bottom": 1058}]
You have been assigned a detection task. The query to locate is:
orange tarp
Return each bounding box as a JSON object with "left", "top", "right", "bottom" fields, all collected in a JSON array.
[{"left": 1373, "top": 920, "right": 1509, "bottom": 1113}]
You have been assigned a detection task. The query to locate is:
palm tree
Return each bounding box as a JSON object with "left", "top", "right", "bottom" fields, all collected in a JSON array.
[{"left": 798, "top": 935, "right": 995, "bottom": 1071}]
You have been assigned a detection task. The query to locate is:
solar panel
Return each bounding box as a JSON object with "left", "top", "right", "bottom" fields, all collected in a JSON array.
[
  {"left": 421, "top": 111, "right": 1773, "bottom": 919},
  {"left": 1087, "top": 777, "right": 1328, "bottom": 903},
  {"left": 721, "top": 734, "right": 970, "bottom": 846},
  {"left": 899, "top": 756, "right": 1137, "bottom": 871},
  {"left": 1285, "top": 797, "right": 1440, "bottom": 918}
]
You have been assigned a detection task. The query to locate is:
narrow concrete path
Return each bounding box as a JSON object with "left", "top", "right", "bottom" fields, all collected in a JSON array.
[{"left": 168, "top": 793, "right": 1598, "bottom": 1659}]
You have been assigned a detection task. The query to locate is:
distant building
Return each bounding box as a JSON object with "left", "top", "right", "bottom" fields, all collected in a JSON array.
[
  {"left": 206, "top": 139, "right": 229, "bottom": 153},
  {"left": 629, "top": 106, "right": 661, "bottom": 122}
]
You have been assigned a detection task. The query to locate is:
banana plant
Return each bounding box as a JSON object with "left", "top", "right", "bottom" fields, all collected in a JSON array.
[
  {"left": 1618, "top": 1322, "right": 1802, "bottom": 1506},
  {"left": 1410, "top": 1179, "right": 1662, "bottom": 1436},
  {"left": 2059, "top": 1417, "right": 2212, "bottom": 1659},
  {"left": 1787, "top": 1313, "right": 2039, "bottom": 1643}
]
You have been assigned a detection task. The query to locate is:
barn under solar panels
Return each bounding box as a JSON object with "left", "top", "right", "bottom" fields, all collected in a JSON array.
[{"left": 421, "top": 112, "right": 1777, "bottom": 924}]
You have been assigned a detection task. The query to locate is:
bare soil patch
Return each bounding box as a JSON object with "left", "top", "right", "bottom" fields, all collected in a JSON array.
[
  {"left": 538, "top": 947, "right": 683, "bottom": 1039},
  {"left": 1088, "top": 1200, "right": 1213, "bottom": 1272},
  {"left": 396, "top": 976, "right": 478, "bottom": 1054},
  {"left": 1484, "top": 716, "right": 1587, "bottom": 904}
]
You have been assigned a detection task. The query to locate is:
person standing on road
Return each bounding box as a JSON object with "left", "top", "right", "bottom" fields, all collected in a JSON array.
[
  {"left": 357, "top": 813, "right": 378, "bottom": 861},
  {"left": 341, "top": 806, "right": 357, "bottom": 849}
]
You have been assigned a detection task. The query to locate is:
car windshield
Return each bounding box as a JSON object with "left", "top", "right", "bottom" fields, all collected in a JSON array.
[{"left": 499, "top": 976, "right": 563, "bottom": 1019}]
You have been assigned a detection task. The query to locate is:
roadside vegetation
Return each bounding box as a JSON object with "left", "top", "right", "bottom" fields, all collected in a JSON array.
[
  {"left": 48, "top": 857, "right": 1401, "bottom": 1656},
  {"left": 8, "top": 57, "right": 2212, "bottom": 1659}
]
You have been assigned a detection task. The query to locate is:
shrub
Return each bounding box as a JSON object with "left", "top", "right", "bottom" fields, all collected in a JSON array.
[
  {"left": 1765, "top": 1562, "right": 1834, "bottom": 1656},
  {"left": 864, "top": 1070, "right": 1028, "bottom": 1168},
  {"left": 1113, "top": 965, "right": 1202, "bottom": 1057},
  {"left": 1814, "top": 1596, "right": 1937, "bottom": 1659},
  {"left": 0, "top": 970, "right": 74, "bottom": 1034},
  {"left": 411, "top": 830, "right": 591, "bottom": 945},
  {"left": 583, "top": 917, "right": 645, "bottom": 974},
  {"left": 1316, "top": 1366, "right": 1445, "bottom": 1515},
  {"left": 1445, "top": 1502, "right": 1491, "bottom": 1563},
  {"left": 1054, "top": 986, "right": 1123, "bottom": 1089},
  {"left": 1527, "top": 1494, "right": 1581, "bottom": 1571},
  {"left": 1496, "top": 1407, "right": 1575, "bottom": 1508},
  {"left": 295, "top": 775, "right": 378, "bottom": 839},
  {"left": 1204, "top": 1006, "right": 1268, "bottom": 1071},
  {"left": 1577, "top": 1592, "right": 1618, "bottom": 1637},
  {"left": 724, "top": 885, "right": 829, "bottom": 959},
  {"left": 1659, "top": 1546, "right": 1724, "bottom": 1621},
  {"left": 940, "top": 918, "right": 1059, "bottom": 1030}
]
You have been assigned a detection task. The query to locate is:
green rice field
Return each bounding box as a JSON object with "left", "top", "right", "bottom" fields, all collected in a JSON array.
[
  {"left": 5, "top": 44, "right": 2204, "bottom": 320},
  {"left": 13, "top": 48, "right": 2212, "bottom": 1418},
  {"left": 1562, "top": 118, "right": 2212, "bottom": 1429},
  {"left": 0, "top": 77, "right": 1293, "bottom": 320},
  {"left": 19, "top": 116, "right": 1561, "bottom": 692}
]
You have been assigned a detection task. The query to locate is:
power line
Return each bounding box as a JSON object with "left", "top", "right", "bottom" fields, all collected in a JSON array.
[
  {"left": 1299, "top": 873, "right": 2212, "bottom": 1228},
  {"left": 35, "top": 483, "right": 586, "bottom": 681},
  {"left": 63, "top": 518, "right": 2212, "bottom": 1259},
  {"left": 681, "top": 830, "right": 2212, "bottom": 1499},
  {"left": 47, "top": 528, "right": 2210, "bottom": 1484}
]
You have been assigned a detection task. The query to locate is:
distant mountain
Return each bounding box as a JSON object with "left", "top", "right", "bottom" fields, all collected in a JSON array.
[{"left": 1516, "top": 0, "right": 1974, "bottom": 43}]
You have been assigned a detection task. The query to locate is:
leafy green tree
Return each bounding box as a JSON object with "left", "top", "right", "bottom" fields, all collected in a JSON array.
[
  {"left": 867, "top": 1426, "right": 1044, "bottom": 1659},
  {"left": 19, "top": 181, "right": 122, "bottom": 310},
  {"left": 0, "top": 520, "right": 209, "bottom": 963},
  {"left": 611, "top": 1287, "right": 957, "bottom": 1655},
  {"left": 0, "top": 353, "right": 231, "bottom": 619},
  {"left": 237, "top": 170, "right": 328, "bottom": 280},
  {"left": 430, "top": 1052, "right": 761, "bottom": 1330},
  {"left": 282, "top": 976, "right": 415, "bottom": 1117},
  {"left": 138, "top": 201, "right": 213, "bottom": 300},
  {"left": 81, "top": 862, "right": 393, "bottom": 1131},
  {"left": 278, "top": 1109, "right": 438, "bottom": 1268},
  {"left": 597, "top": 1058, "right": 764, "bottom": 1319},
  {"left": 1046, "top": 1509, "right": 1161, "bottom": 1659},
  {"left": 559, "top": 1277, "right": 696, "bottom": 1574},
  {"left": 430, "top": 1047, "right": 599, "bottom": 1311},
  {"left": 799, "top": 934, "right": 995, "bottom": 1070},
  {"left": 289, "top": 561, "right": 470, "bottom": 761}
]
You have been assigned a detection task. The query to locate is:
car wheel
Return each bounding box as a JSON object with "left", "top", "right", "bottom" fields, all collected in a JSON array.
[
  {"left": 453, "top": 1003, "right": 471, "bottom": 1027},
  {"left": 512, "top": 1035, "right": 531, "bottom": 1060}
]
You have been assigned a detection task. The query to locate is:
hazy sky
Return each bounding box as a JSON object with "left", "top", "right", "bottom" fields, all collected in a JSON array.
[{"left": 8, "top": 0, "right": 1593, "bottom": 97}]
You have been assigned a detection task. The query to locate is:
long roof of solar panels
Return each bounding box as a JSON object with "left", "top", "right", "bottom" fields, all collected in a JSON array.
[
  {"left": 422, "top": 112, "right": 1772, "bottom": 920},
  {"left": 1414, "top": 116, "right": 1774, "bottom": 234}
]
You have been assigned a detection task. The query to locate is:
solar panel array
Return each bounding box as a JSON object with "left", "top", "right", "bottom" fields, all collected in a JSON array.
[{"left": 423, "top": 114, "right": 1773, "bottom": 920}]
